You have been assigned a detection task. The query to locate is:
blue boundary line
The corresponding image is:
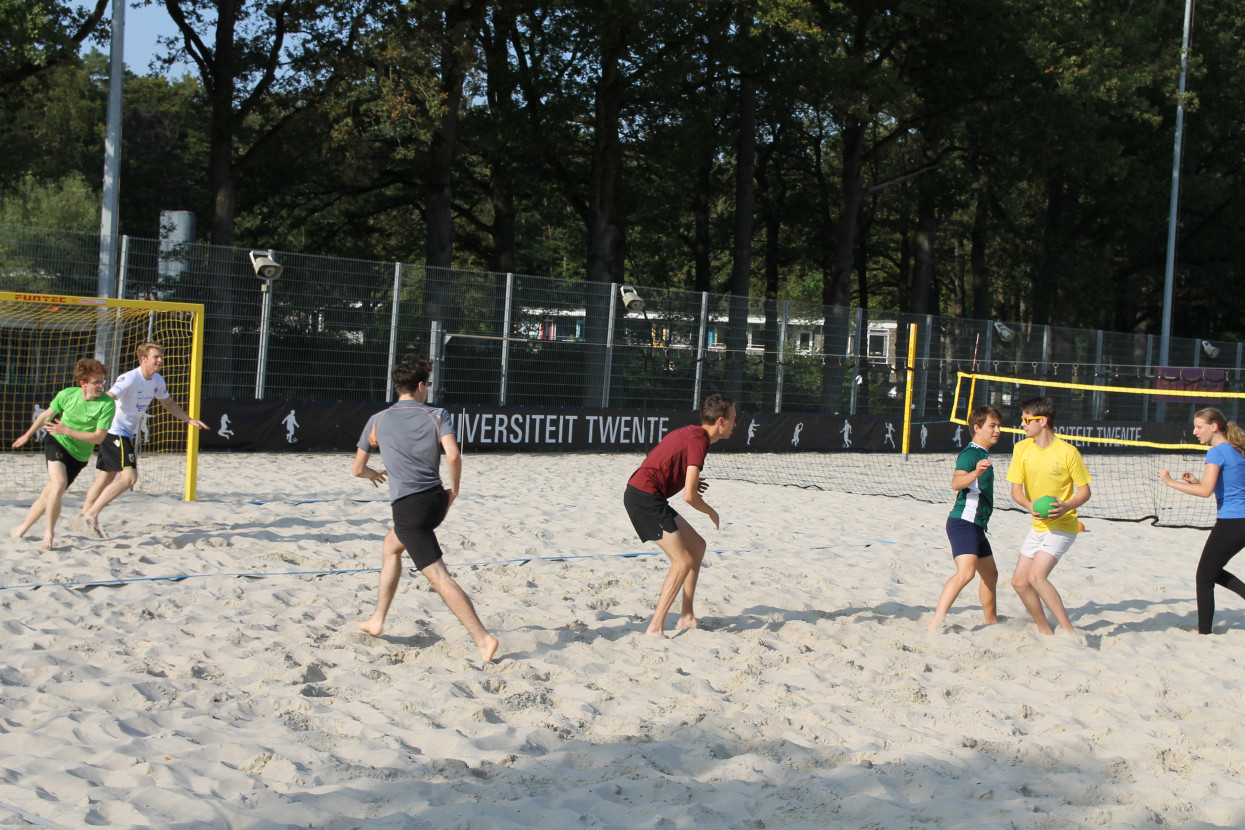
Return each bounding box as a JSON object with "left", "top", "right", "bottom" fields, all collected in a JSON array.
[
  {"left": 0, "top": 549, "right": 758, "bottom": 592},
  {"left": 0, "top": 542, "right": 1194, "bottom": 593}
]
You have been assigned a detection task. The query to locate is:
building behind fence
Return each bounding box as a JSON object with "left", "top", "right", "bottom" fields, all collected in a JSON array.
[{"left": 3, "top": 222, "right": 1242, "bottom": 425}]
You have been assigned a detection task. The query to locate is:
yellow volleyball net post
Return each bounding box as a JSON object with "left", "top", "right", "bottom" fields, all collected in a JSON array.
[{"left": 901, "top": 322, "right": 918, "bottom": 454}]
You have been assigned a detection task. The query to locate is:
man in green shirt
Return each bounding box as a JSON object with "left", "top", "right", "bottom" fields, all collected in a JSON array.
[{"left": 11, "top": 358, "right": 116, "bottom": 550}]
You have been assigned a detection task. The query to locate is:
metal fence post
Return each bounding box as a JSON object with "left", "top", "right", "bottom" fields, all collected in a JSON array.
[
  {"left": 1092, "top": 329, "right": 1105, "bottom": 420},
  {"left": 429, "top": 320, "right": 443, "bottom": 404},
  {"left": 1145, "top": 334, "right": 1154, "bottom": 422},
  {"left": 1040, "top": 324, "right": 1051, "bottom": 398},
  {"left": 385, "top": 263, "right": 402, "bottom": 402},
  {"left": 500, "top": 272, "right": 514, "bottom": 405},
  {"left": 1190, "top": 332, "right": 1202, "bottom": 423},
  {"left": 694, "top": 291, "right": 708, "bottom": 408},
  {"left": 117, "top": 235, "right": 129, "bottom": 299},
  {"left": 849, "top": 307, "right": 863, "bottom": 415},
  {"left": 602, "top": 286, "right": 618, "bottom": 408},
  {"left": 1235, "top": 343, "right": 1243, "bottom": 423},
  {"left": 982, "top": 324, "right": 993, "bottom": 408},
  {"left": 775, "top": 300, "right": 788, "bottom": 413},
  {"left": 917, "top": 314, "right": 932, "bottom": 416}
]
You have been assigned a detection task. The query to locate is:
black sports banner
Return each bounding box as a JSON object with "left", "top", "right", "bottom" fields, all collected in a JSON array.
[
  {"left": 199, "top": 399, "right": 384, "bottom": 452},
  {"left": 195, "top": 399, "right": 1203, "bottom": 455},
  {"left": 199, "top": 399, "right": 707, "bottom": 453}
]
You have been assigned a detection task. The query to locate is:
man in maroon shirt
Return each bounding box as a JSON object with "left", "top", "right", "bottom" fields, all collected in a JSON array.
[{"left": 624, "top": 394, "right": 737, "bottom": 636}]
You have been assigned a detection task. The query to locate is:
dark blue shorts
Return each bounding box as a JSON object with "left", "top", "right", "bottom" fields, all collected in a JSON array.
[{"left": 945, "top": 517, "right": 993, "bottom": 558}]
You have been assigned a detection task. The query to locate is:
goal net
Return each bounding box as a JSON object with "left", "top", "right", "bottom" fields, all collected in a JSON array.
[{"left": 0, "top": 291, "right": 205, "bottom": 500}]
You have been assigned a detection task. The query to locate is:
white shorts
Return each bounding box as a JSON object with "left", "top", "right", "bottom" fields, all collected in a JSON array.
[{"left": 1019, "top": 528, "right": 1077, "bottom": 561}]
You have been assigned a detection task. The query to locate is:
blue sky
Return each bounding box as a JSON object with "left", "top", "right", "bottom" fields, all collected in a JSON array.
[{"left": 82, "top": 1, "right": 191, "bottom": 76}]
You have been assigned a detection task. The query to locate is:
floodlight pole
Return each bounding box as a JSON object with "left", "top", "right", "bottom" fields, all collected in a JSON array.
[
  {"left": 97, "top": 0, "right": 125, "bottom": 300},
  {"left": 1160, "top": 0, "right": 1195, "bottom": 369},
  {"left": 601, "top": 287, "right": 618, "bottom": 408},
  {"left": 255, "top": 279, "right": 275, "bottom": 398}
]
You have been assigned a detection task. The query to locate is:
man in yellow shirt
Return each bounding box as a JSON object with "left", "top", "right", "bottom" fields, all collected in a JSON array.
[{"left": 1006, "top": 396, "right": 1092, "bottom": 636}]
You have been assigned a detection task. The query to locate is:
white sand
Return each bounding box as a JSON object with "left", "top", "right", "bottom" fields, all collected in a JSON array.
[{"left": 1, "top": 452, "right": 1243, "bottom": 829}]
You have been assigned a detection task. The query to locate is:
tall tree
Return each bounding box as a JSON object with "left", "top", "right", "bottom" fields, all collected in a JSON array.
[
  {"left": 725, "top": 4, "right": 758, "bottom": 402},
  {"left": 158, "top": 0, "right": 368, "bottom": 248},
  {"left": 156, "top": 0, "right": 371, "bottom": 394},
  {"left": 0, "top": 0, "right": 108, "bottom": 92}
]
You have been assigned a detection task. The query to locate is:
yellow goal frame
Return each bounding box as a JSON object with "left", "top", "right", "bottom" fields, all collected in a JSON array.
[{"left": 948, "top": 370, "right": 1240, "bottom": 451}]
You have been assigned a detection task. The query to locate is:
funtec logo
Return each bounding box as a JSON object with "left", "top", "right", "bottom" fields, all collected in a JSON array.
[{"left": 15, "top": 294, "right": 70, "bottom": 303}]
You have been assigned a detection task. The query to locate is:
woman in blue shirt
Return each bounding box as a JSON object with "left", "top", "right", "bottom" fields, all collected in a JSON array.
[{"left": 1159, "top": 407, "right": 1245, "bottom": 634}]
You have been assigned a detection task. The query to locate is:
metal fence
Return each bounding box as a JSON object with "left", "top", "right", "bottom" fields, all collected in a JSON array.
[{"left": 3, "top": 222, "right": 1242, "bottom": 423}]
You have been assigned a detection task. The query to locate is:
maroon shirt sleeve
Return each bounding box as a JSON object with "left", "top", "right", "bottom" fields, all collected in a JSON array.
[{"left": 626, "top": 425, "right": 710, "bottom": 499}]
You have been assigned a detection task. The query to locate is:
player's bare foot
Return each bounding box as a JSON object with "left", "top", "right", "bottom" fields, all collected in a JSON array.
[
  {"left": 478, "top": 635, "right": 499, "bottom": 663},
  {"left": 676, "top": 614, "right": 700, "bottom": 630},
  {"left": 10, "top": 525, "right": 27, "bottom": 539},
  {"left": 81, "top": 514, "right": 103, "bottom": 538},
  {"left": 644, "top": 626, "right": 668, "bottom": 638},
  {"left": 38, "top": 536, "right": 54, "bottom": 551},
  {"left": 355, "top": 618, "right": 385, "bottom": 637},
  {"left": 926, "top": 616, "right": 946, "bottom": 632}
]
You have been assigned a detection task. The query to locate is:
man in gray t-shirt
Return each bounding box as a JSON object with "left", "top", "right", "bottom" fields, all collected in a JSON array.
[
  {"left": 356, "top": 402, "right": 454, "bottom": 501},
  {"left": 352, "top": 354, "right": 498, "bottom": 663}
]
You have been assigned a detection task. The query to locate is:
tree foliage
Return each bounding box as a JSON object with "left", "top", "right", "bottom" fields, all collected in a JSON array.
[
  {"left": 5, "top": 0, "right": 1244, "bottom": 346},
  {"left": 0, "top": 0, "right": 108, "bottom": 91}
]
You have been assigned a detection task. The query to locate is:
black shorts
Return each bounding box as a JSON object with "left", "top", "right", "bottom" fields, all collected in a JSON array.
[
  {"left": 945, "top": 516, "right": 993, "bottom": 558},
  {"left": 44, "top": 440, "right": 89, "bottom": 486},
  {"left": 392, "top": 487, "right": 451, "bottom": 571},
  {"left": 97, "top": 435, "right": 137, "bottom": 472},
  {"left": 624, "top": 485, "right": 681, "bottom": 543}
]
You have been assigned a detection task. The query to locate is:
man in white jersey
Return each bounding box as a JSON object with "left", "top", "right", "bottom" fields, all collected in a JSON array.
[{"left": 80, "top": 342, "right": 208, "bottom": 535}]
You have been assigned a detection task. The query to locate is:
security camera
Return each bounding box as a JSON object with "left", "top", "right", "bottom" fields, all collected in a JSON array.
[
  {"left": 619, "top": 285, "right": 644, "bottom": 311},
  {"left": 1202, "top": 340, "right": 1221, "bottom": 359},
  {"left": 993, "top": 322, "right": 1016, "bottom": 343},
  {"left": 249, "top": 249, "right": 283, "bottom": 280}
]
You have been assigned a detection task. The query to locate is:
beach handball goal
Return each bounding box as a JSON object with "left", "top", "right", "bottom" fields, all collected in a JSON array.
[{"left": 0, "top": 291, "right": 205, "bottom": 501}]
